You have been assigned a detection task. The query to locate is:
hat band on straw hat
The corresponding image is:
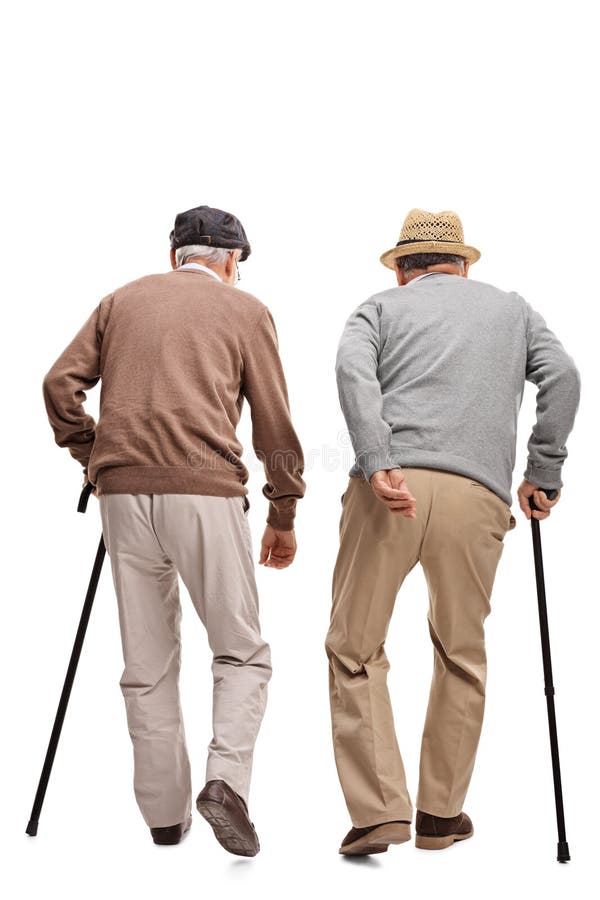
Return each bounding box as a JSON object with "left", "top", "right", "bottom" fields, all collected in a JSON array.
[{"left": 395, "top": 238, "right": 461, "bottom": 247}]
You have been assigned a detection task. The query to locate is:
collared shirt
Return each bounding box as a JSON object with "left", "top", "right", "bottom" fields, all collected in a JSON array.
[{"left": 178, "top": 262, "right": 222, "bottom": 282}]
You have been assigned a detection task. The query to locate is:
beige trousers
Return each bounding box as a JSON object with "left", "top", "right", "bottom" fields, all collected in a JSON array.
[
  {"left": 99, "top": 492, "right": 271, "bottom": 828},
  {"left": 325, "top": 468, "right": 516, "bottom": 827}
]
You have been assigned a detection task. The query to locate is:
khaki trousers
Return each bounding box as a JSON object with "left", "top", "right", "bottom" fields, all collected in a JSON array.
[
  {"left": 325, "top": 468, "right": 516, "bottom": 827},
  {"left": 99, "top": 492, "right": 271, "bottom": 828}
]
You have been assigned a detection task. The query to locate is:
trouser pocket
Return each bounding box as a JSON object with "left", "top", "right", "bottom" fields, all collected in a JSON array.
[{"left": 469, "top": 480, "right": 516, "bottom": 532}]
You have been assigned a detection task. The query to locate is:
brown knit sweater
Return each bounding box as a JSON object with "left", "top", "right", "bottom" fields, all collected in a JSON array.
[{"left": 43, "top": 267, "right": 305, "bottom": 530}]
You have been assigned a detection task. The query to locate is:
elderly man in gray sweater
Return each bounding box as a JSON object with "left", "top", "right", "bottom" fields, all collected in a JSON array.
[{"left": 326, "top": 208, "right": 581, "bottom": 857}]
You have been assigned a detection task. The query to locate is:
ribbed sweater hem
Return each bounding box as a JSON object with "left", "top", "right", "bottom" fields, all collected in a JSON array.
[
  {"left": 350, "top": 446, "right": 513, "bottom": 507},
  {"left": 96, "top": 465, "right": 248, "bottom": 498}
]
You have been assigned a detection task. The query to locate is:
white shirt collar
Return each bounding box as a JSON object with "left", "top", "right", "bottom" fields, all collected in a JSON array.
[{"left": 178, "top": 262, "right": 222, "bottom": 282}]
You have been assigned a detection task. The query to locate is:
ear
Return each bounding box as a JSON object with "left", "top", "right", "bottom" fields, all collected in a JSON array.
[
  {"left": 462, "top": 260, "right": 470, "bottom": 278},
  {"left": 225, "top": 252, "right": 235, "bottom": 277},
  {"left": 395, "top": 263, "right": 407, "bottom": 286},
  {"left": 170, "top": 248, "right": 177, "bottom": 269}
]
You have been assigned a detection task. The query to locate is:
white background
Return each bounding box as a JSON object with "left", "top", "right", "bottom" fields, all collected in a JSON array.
[{"left": 1, "top": 1, "right": 598, "bottom": 897}]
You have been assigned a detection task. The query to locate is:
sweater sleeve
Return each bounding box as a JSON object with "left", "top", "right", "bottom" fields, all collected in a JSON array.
[
  {"left": 335, "top": 299, "right": 395, "bottom": 482},
  {"left": 522, "top": 300, "right": 581, "bottom": 489},
  {"left": 42, "top": 296, "right": 113, "bottom": 475},
  {"left": 241, "top": 307, "right": 306, "bottom": 530}
]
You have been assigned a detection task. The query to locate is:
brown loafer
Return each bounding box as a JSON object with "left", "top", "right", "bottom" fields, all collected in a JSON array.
[
  {"left": 196, "top": 780, "right": 260, "bottom": 857},
  {"left": 150, "top": 814, "right": 192, "bottom": 845},
  {"left": 415, "top": 810, "right": 474, "bottom": 850},
  {"left": 339, "top": 820, "right": 411, "bottom": 856}
]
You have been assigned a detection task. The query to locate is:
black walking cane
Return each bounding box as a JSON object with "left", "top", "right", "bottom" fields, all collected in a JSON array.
[
  {"left": 529, "top": 489, "right": 570, "bottom": 863},
  {"left": 26, "top": 482, "right": 105, "bottom": 837}
]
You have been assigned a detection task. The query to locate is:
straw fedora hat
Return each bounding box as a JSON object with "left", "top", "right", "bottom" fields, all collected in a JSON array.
[{"left": 380, "top": 208, "right": 481, "bottom": 269}]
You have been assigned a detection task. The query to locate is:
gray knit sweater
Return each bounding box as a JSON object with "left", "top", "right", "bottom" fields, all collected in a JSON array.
[{"left": 336, "top": 272, "right": 581, "bottom": 506}]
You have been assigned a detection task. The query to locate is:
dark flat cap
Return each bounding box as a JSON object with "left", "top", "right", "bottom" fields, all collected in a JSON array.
[{"left": 169, "top": 205, "right": 251, "bottom": 260}]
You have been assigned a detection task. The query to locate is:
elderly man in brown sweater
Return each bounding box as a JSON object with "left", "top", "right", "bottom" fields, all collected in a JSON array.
[{"left": 43, "top": 205, "right": 305, "bottom": 854}]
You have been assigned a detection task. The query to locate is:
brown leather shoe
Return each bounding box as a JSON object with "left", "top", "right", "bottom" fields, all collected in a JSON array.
[
  {"left": 150, "top": 815, "right": 192, "bottom": 845},
  {"left": 339, "top": 820, "right": 411, "bottom": 856},
  {"left": 196, "top": 780, "right": 260, "bottom": 857},
  {"left": 415, "top": 810, "right": 474, "bottom": 850}
]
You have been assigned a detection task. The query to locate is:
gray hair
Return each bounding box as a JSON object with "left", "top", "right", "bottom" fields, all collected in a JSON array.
[
  {"left": 175, "top": 244, "right": 241, "bottom": 267},
  {"left": 396, "top": 252, "right": 466, "bottom": 275}
]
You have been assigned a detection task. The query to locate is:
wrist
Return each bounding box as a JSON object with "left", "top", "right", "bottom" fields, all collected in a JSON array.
[{"left": 266, "top": 507, "right": 296, "bottom": 532}]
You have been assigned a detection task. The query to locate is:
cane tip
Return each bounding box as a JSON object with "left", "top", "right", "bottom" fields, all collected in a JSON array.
[
  {"left": 557, "top": 840, "right": 570, "bottom": 862},
  {"left": 26, "top": 819, "right": 38, "bottom": 836}
]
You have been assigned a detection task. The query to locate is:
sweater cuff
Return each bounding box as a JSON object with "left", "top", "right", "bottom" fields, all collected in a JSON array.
[
  {"left": 267, "top": 501, "right": 296, "bottom": 532},
  {"left": 358, "top": 445, "right": 396, "bottom": 483},
  {"left": 523, "top": 462, "right": 564, "bottom": 491}
]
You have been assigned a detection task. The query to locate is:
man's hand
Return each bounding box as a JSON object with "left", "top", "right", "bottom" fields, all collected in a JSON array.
[
  {"left": 370, "top": 468, "right": 416, "bottom": 517},
  {"left": 259, "top": 525, "right": 297, "bottom": 568},
  {"left": 518, "top": 478, "right": 561, "bottom": 521}
]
